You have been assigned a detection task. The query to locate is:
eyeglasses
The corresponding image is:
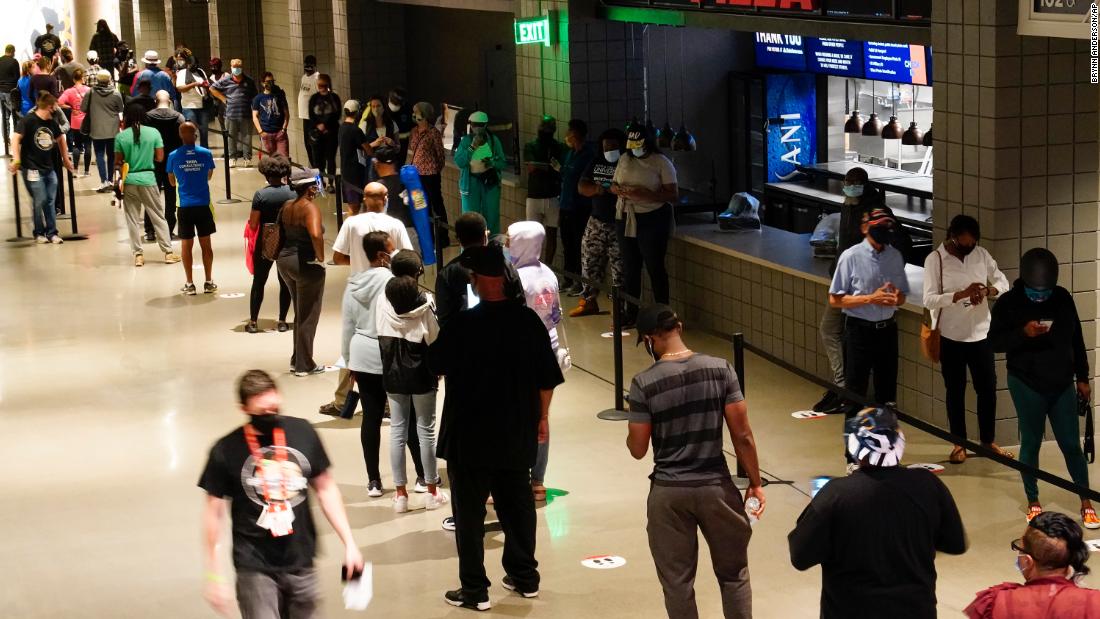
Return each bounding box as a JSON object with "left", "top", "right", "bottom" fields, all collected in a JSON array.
[{"left": 1011, "top": 538, "right": 1028, "bottom": 554}]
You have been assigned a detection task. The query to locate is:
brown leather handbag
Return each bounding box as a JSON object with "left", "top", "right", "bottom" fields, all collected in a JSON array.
[
  {"left": 261, "top": 205, "right": 283, "bottom": 262},
  {"left": 920, "top": 249, "right": 943, "bottom": 363}
]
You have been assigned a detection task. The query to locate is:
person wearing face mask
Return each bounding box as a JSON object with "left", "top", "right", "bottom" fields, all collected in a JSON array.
[
  {"left": 206, "top": 57, "right": 226, "bottom": 132},
  {"left": 358, "top": 93, "right": 400, "bottom": 181},
  {"left": 135, "top": 51, "right": 175, "bottom": 107},
  {"left": 198, "top": 369, "right": 364, "bottom": 619},
  {"left": 298, "top": 55, "right": 320, "bottom": 167},
  {"left": 337, "top": 99, "right": 369, "bottom": 218},
  {"left": 386, "top": 87, "right": 414, "bottom": 157},
  {"left": 454, "top": 111, "right": 507, "bottom": 235},
  {"left": 523, "top": 115, "right": 566, "bottom": 264},
  {"left": 406, "top": 101, "right": 448, "bottom": 254},
  {"left": 965, "top": 511, "right": 1100, "bottom": 618},
  {"left": 990, "top": 247, "right": 1097, "bottom": 529},
  {"left": 829, "top": 208, "right": 909, "bottom": 468},
  {"left": 789, "top": 408, "right": 967, "bottom": 619},
  {"left": 210, "top": 58, "right": 257, "bottom": 167},
  {"left": 610, "top": 121, "right": 678, "bottom": 327},
  {"left": 922, "top": 215, "right": 1012, "bottom": 464},
  {"left": 571, "top": 128, "right": 627, "bottom": 317},
  {"left": 251, "top": 71, "right": 289, "bottom": 158},
  {"left": 306, "top": 74, "right": 340, "bottom": 191},
  {"left": 627, "top": 304, "right": 764, "bottom": 619},
  {"left": 174, "top": 53, "right": 209, "bottom": 147},
  {"left": 333, "top": 180, "right": 412, "bottom": 273},
  {"left": 277, "top": 168, "right": 328, "bottom": 376}
]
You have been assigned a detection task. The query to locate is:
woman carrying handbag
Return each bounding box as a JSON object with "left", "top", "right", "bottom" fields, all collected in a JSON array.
[{"left": 922, "top": 215, "right": 1013, "bottom": 464}]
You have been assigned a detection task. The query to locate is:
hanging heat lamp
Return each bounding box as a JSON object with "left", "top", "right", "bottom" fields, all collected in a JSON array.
[
  {"left": 901, "top": 84, "right": 924, "bottom": 145},
  {"left": 658, "top": 28, "right": 673, "bottom": 148},
  {"left": 844, "top": 79, "right": 863, "bottom": 133},
  {"left": 861, "top": 80, "right": 883, "bottom": 137},
  {"left": 672, "top": 29, "right": 697, "bottom": 151},
  {"left": 922, "top": 123, "right": 933, "bottom": 146},
  {"left": 880, "top": 84, "right": 902, "bottom": 139}
]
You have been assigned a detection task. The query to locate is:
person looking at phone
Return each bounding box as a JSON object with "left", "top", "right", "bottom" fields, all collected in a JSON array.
[
  {"left": 922, "top": 214, "right": 1013, "bottom": 464},
  {"left": 990, "top": 247, "right": 1097, "bottom": 529},
  {"left": 199, "top": 369, "right": 363, "bottom": 618},
  {"left": 828, "top": 208, "right": 909, "bottom": 471}
]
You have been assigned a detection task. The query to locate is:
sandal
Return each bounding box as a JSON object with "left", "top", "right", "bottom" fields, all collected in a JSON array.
[
  {"left": 949, "top": 446, "right": 967, "bottom": 464},
  {"left": 1083, "top": 508, "right": 1100, "bottom": 530},
  {"left": 1026, "top": 504, "right": 1043, "bottom": 523},
  {"left": 983, "top": 443, "right": 1016, "bottom": 460}
]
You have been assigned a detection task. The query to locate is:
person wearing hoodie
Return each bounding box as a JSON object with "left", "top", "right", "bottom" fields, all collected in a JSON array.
[
  {"left": 377, "top": 251, "right": 448, "bottom": 513},
  {"left": 82, "top": 69, "right": 125, "bottom": 192},
  {"left": 454, "top": 111, "right": 507, "bottom": 235},
  {"left": 507, "top": 221, "right": 569, "bottom": 501},
  {"left": 342, "top": 231, "right": 425, "bottom": 498},
  {"left": 989, "top": 247, "right": 1097, "bottom": 529}
]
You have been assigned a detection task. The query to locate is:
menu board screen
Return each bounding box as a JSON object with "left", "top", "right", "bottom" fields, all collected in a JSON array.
[
  {"left": 754, "top": 32, "right": 807, "bottom": 71},
  {"left": 824, "top": 0, "right": 892, "bottom": 18},
  {"left": 864, "top": 42, "right": 930, "bottom": 85},
  {"left": 806, "top": 38, "right": 863, "bottom": 77}
]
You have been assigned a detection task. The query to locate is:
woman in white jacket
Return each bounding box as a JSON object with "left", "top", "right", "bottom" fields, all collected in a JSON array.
[{"left": 377, "top": 250, "right": 447, "bottom": 513}]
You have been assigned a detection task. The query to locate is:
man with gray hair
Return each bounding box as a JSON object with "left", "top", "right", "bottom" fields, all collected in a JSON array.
[
  {"left": 210, "top": 58, "right": 257, "bottom": 167},
  {"left": 144, "top": 90, "right": 184, "bottom": 239}
]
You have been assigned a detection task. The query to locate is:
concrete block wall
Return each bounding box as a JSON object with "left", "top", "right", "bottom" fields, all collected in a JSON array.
[
  {"left": 166, "top": 0, "right": 211, "bottom": 64},
  {"left": 118, "top": 0, "right": 135, "bottom": 49},
  {"left": 131, "top": 0, "right": 167, "bottom": 60},
  {"left": 517, "top": 0, "right": 572, "bottom": 146},
  {"left": 345, "top": 1, "right": 407, "bottom": 103},
  {"left": 568, "top": 17, "right": 645, "bottom": 134},
  {"left": 209, "top": 0, "right": 266, "bottom": 71}
]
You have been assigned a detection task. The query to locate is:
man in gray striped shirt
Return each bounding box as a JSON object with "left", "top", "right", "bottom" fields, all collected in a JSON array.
[{"left": 626, "top": 304, "right": 765, "bottom": 619}]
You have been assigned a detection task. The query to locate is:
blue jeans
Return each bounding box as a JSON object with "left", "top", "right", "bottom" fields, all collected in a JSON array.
[
  {"left": 23, "top": 168, "right": 58, "bottom": 238},
  {"left": 181, "top": 107, "right": 208, "bottom": 148},
  {"left": 387, "top": 390, "right": 438, "bottom": 487},
  {"left": 92, "top": 137, "right": 114, "bottom": 183}
]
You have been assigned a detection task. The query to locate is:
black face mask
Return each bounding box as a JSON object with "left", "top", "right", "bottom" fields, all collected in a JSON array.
[
  {"left": 248, "top": 414, "right": 281, "bottom": 432},
  {"left": 954, "top": 241, "right": 976, "bottom": 256},
  {"left": 868, "top": 226, "right": 895, "bottom": 247}
]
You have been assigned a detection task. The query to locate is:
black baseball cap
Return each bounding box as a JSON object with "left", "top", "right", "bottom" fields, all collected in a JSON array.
[
  {"left": 636, "top": 304, "right": 679, "bottom": 344},
  {"left": 459, "top": 244, "right": 506, "bottom": 277}
]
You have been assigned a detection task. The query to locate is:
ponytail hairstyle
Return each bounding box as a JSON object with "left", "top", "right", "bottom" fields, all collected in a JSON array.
[
  {"left": 123, "top": 103, "right": 146, "bottom": 145},
  {"left": 1027, "top": 511, "right": 1091, "bottom": 581}
]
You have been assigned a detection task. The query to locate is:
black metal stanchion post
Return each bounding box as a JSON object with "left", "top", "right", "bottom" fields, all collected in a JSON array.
[
  {"left": 217, "top": 129, "right": 241, "bottom": 204},
  {"left": 334, "top": 172, "right": 344, "bottom": 229},
  {"left": 597, "top": 285, "right": 630, "bottom": 421},
  {"left": 732, "top": 332, "right": 750, "bottom": 483},
  {"left": 62, "top": 169, "right": 87, "bottom": 241},
  {"left": 7, "top": 170, "right": 25, "bottom": 241}
]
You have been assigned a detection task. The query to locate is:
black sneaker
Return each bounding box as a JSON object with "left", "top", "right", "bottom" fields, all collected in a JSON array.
[
  {"left": 277, "top": 321, "right": 290, "bottom": 332},
  {"left": 442, "top": 516, "right": 456, "bottom": 531},
  {"left": 502, "top": 575, "right": 539, "bottom": 598},
  {"left": 444, "top": 589, "right": 491, "bottom": 611},
  {"left": 812, "top": 391, "right": 838, "bottom": 413},
  {"left": 245, "top": 321, "right": 259, "bottom": 334}
]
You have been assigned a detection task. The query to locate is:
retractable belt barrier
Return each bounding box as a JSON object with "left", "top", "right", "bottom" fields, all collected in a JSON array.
[{"left": 7, "top": 164, "right": 87, "bottom": 241}]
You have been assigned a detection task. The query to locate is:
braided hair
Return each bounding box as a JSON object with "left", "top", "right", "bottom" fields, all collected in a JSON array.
[{"left": 123, "top": 103, "right": 146, "bottom": 145}]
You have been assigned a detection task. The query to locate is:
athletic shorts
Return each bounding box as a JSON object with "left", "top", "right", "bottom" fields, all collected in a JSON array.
[
  {"left": 342, "top": 179, "right": 363, "bottom": 206},
  {"left": 177, "top": 204, "right": 216, "bottom": 239},
  {"left": 525, "top": 197, "right": 560, "bottom": 228}
]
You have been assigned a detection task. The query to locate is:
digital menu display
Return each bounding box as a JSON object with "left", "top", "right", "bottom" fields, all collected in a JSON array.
[
  {"left": 864, "top": 42, "right": 930, "bottom": 85},
  {"left": 824, "top": 0, "right": 892, "bottom": 18},
  {"left": 754, "top": 32, "right": 807, "bottom": 71},
  {"left": 806, "top": 38, "right": 863, "bottom": 78}
]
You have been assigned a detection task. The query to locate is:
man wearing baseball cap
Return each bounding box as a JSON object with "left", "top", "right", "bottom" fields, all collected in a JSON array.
[
  {"left": 626, "top": 303, "right": 764, "bottom": 619},
  {"left": 428, "top": 243, "right": 564, "bottom": 611},
  {"left": 828, "top": 207, "right": 909, "bottom": 467},
  {"left": 789, "top": 408, "right": 967, "bottom": 618}
]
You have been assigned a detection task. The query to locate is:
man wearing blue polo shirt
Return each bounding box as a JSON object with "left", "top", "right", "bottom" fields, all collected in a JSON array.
[
  {"left": 828, "top": 208, "right": 909, "bottom": 469},
  {"left": 167, "top": 122, "right": 218, "bottom": 295}
]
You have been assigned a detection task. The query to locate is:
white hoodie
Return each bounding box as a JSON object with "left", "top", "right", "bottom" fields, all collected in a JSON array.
[{"left": 507, "top": 221, "right": 562, "bottom": 351}]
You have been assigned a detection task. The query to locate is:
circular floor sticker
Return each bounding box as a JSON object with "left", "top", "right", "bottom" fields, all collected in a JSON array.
[
  {"left": 1085, "top": 539, "right": 1100, "bottom": 553},
  {"left": 907, "top": 463, "right": 945, "bottom": 473},
  {"left": 582, "top": 555, "right": 626, "bottom": 570},
  {"left": 791, "top": 411, "right": 827, "bottom": 420},
  {"left": 601, "top": 330, "right": 632, "bottom": 339},
  {"left": 219, "top": 292, "right": 245, "bottom": 299}
]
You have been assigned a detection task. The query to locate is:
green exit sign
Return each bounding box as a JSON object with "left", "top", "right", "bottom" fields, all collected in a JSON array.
[{"left": 515, "top": 14, "right": 554, "bottom": 47}]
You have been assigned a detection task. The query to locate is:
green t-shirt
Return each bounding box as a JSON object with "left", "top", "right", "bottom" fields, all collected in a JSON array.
[{"left": 114, "top": 126, "right": 162, "bottom": 186}]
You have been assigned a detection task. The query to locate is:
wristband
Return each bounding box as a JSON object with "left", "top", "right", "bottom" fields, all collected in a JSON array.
[{"left": 205, "top": 571, "right": 225, "bottom": 583}]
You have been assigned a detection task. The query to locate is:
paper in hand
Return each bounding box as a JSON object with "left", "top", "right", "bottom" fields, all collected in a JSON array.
[
  {"left": 471, "top": 143, "right": 493, "bottom": 161},
  {"left": 343, "top": 562, "right": 373, "bottom": 611}
]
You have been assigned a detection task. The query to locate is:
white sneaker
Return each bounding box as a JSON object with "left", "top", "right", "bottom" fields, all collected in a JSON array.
[
  {"left": 393, "top": 495, "right": 409, "bottom": 514},
  {"left": 34, "top": 235, "right": 48, "bottom": 244},
  {"left": 426, "top": 490, "right": 450, "bottom": 511},
  {"left": 228, "top": 158, "right": 238, "bottom": 168},
  {"left": 367, "top": 480, "right": 383, "bottom": 497},
  {"left": 242, "top": 158, "right": 254, "bottom": 168},
  {"left": 414, "top": 478, "right": 429, "bottom": 493},
  {"left": 49, "top": 235, "right": 63, "bottom": 244}
]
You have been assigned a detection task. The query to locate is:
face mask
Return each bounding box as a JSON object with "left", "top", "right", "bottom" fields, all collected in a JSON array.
[
  {"left": 868, "top": 225, "right": 895, "bottom": 246},
  {"left": 231, "top": 67, "right": 242, "bottom": 76},
  {"left": 644, "top": 338, "right": 660, "bottom": 362},
  {"left": 304, "top": 65, "right": 314, "bottom": 73},
  {"left": 248, "top": 414, "right": 280, "bottom": 432},
  {"left": 604, "top": 150, "right": 621, "bottom": 163},
  {"left": 842, "top": 184, "right": 864, "bottom": 198},
  {"left": 631, "top": 147, "right": 646, "bottom": 158},
  {"left": 263, "top": 81, "right": 274, "bottom": 91},
  {"left": 474, "top": 126, "right": 488, "bottom": 136},
  {"left": 538, "top": 129, "right": 554, "bottom": 139},
  {"left": 953, "top": 240, "right": 976, "bottom": 256},
  {"left": 1025, "top": 287, "right": 1052, "bottom": 303},
  {"left": 388, "top": 101, "right": 401, "bottom": 113}
]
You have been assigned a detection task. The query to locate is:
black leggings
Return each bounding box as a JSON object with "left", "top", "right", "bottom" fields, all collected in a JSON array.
[
  {"left": 250, "top": 253, "right": 291, "bottom": 322},
  {"left": 617, "top": 204, "right": 672, "bottom": 320},
  {"left": 311, "top": 131, "right": 337, "bottom": 179},
  {"left": 356, "top": 372, "right": 425, "bottom": 484},
  {"left": 421, "top": 173, "right": 449, "bottom": 258}
]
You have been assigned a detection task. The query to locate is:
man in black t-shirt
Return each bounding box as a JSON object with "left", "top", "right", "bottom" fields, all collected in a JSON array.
[
  {"left": 198, "top": 370, "right": 363, "bottom": 618},
  {"left": 523, "top": 115, "right": 565, "bottom": 264},
  {"left": 0, "top": 44, "right": 21, "bottom": 146},
  {"left": 34, "top": 24, "right": 62, "bottom": 62},
  {"left": 788, "top": 408, "right": 968, "bottom": 619},
  {"left": 428, "top": 244, "right": 564, "bottom": 611},
  {"left": 572, "top": 128, "right": 627, "bottom": 317},
  {"left": 8, "top": 92, "right": 73, "bottom": 243},
  {"left": 337, "top": 99, "right": 368, "bottom": 218}
]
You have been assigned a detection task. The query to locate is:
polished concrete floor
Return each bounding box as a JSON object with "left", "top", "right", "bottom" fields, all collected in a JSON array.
[{"left": 3, "top": 158, "right": 1100, "bottom": 618}]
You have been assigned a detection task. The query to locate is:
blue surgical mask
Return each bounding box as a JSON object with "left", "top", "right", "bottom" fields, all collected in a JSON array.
[
  {"left": 631, "top": 147, "right": 646, "bottom": 158},
  {"left": 842, "top": 184, "right": 864, "bottom": 198},
  {"left": 231, "top": 67, "right": 242, "bottom": 76},
  {"left": 1016, "top": 555, "right": 1027, "bottom": 574},
  {"left": 1025, "top": 287, "right": 1052, "bottom": 303},
  {"left": 604, "top": 150, "right": 621, "bottom": 163}
]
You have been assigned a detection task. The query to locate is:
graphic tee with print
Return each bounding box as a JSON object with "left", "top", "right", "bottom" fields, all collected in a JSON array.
[
  {"left": 198, "top": 416, "right": 330, "bottom": 572},
  {"left": 16, "top": 113, "right": 61, "bottom": 172},
  {"left": 167, "top": 145, "right": 216, "bottom": 207}
]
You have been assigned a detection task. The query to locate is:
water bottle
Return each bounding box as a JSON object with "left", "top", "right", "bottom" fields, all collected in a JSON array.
[{"left": 745, "top": 496, "right": 761, "bottom": 525}]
